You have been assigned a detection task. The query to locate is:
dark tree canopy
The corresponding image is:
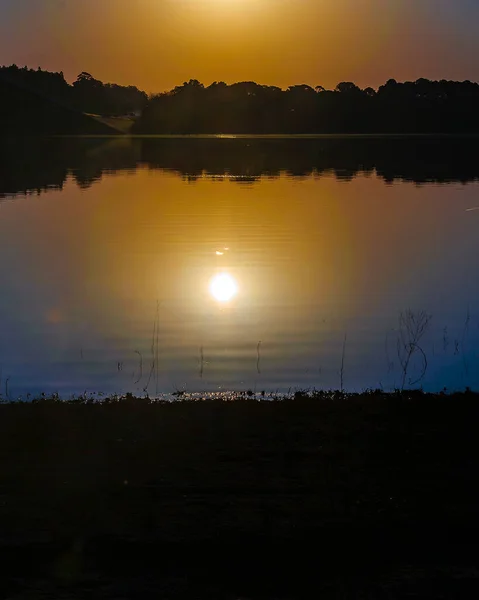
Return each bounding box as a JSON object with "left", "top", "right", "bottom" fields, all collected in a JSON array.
[
  {"left": 134, "top": 77, "right": 479, "bottom": 134},
  {"left": 2, "top": 65, "right": 479, "bottom": 134},
  {"left": 0, "top": 65, "right": 148, "bottom": 117}
]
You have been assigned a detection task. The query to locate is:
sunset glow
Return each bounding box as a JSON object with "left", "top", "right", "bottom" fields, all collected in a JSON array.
[
  {"left": 0, "top": 0, "right": 478, "bottom": 92},
  {"left": 209, "top": 272, "right": 238, "bottom": 303}
]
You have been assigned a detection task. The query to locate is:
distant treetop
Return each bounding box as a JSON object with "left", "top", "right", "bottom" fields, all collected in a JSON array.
[
  {"left": 134, "top": 77, "right": 479, "bottom": 134},
  {"left": 2, "top": 65, "right": 479, "bottom": 134}
]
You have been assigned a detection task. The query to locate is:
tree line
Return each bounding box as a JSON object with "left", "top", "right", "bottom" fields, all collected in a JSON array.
[
  {"left": 0, "top": 65, "right": 148, "bottom": 116},
  {"left": 2, "top": 65, "right": 479, "bottom": 133},
  {"left": 134, "top": 78, "right": 479, "bottom": 134}
]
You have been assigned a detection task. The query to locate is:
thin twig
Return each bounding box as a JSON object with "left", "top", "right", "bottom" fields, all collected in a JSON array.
[
  {"left": 144, "top": 307, "right": 158, "bottom": 393},
  {"left": 442, "top": 327, "right": 449, "bottom": 353},
  {"left": 340, "top": 333, "right": 347, "bottom": 392},
  {"left": 155, "top": 300, "right": 160, "bottom": 397},
  {"left": 134, "top": 350, "right": 143, "bottom": 385},
  {"left": 461, "top": 306, "right": 471, "bottom": 378},
  {"left": 408, "top": 343, "right": 428, "bottom": 386},
  {"left": 397, "top": 309, "right": 431, "bottom": 390}
]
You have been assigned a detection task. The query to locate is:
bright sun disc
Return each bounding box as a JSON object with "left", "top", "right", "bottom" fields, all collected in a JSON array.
[{"left": 209, "top": 273, "right": 238, "bottom": 302}]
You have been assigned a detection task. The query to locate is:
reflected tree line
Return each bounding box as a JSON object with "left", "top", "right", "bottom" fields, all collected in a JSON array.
[
  {"left": 1, "top": 137, "right": 479, "bottom": 198},
  {"left": 135, "top": 78, "right": 479, "bottom": 134}
]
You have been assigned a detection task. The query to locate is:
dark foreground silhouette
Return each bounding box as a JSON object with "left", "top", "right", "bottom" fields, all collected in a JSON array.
[
  {"left": 1, "top": 135, "right": 479, "bottom": 199},
  {"left": 1, "top": 391, "right": 479, "bottom": 598}
]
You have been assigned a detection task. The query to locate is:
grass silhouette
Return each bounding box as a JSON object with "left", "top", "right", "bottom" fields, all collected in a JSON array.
[{"left": 0, "top": 389, "right": 479, "bottom": 597}]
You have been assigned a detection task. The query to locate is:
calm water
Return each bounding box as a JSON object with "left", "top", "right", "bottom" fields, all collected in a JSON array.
[{"left": 1, "top": 136, "right": 479, "bottom": 398}]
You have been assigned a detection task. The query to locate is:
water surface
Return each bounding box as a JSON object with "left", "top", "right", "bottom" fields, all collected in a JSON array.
[{"left": 0, "top": 136, "right": 478, "bottom": 397}]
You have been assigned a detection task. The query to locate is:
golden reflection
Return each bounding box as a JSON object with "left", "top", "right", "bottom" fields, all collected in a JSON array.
[{"left": 209, "top": 272, "right": 238, "bottom": 303}]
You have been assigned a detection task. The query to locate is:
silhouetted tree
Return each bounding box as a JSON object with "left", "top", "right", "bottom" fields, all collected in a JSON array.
[
  {"left": 335, "top": 82, "right": 362, "bottom": 94},
  {"left": 0, "top": 65, "right": 147, "bottom": 117},
  {"left": 72, "top": 72, "right": 147, "bottom": 115},
  {"left": 3, "top": 64, "right": 479, "bottom": 134},
  {"left": 135, "top": 77, "right": 479, "bottom": 134}
]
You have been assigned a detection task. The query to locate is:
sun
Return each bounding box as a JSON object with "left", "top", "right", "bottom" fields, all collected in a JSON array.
[{"left": 209, "top": 273, "right": 238, "bottom": 303}]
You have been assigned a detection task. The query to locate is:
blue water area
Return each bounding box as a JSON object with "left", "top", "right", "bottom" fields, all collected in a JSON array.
[{"left": 0, "top": 136, "right": 478, "bottom": 398}]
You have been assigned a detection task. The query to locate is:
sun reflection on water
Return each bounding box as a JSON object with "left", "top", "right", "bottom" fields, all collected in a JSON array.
[{"left": 209, "top": 272, "right": 238, "bottom": 303}]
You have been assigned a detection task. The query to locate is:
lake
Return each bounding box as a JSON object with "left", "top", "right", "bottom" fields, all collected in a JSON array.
[{"left": 0, "top": 136, "right": 478, "bottom": 398}]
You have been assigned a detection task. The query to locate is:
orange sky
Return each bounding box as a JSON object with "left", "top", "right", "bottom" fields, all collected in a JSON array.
[{"left": 1, "top": 0, "right": 478, "bottom": 93}]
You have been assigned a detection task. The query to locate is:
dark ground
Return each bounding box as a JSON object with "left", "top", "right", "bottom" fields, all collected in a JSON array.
[{"left": 1, "top": 391, "right": 478, "bottom": 598}]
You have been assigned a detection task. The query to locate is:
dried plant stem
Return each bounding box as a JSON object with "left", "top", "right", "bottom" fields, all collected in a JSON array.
[{"left": 340, "top": 333, "right": 347, "bottom": 392}]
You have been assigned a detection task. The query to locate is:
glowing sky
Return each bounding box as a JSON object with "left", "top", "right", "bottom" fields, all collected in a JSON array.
[{"left": 0, "top": 0, "right": 478, "bottom": 92}]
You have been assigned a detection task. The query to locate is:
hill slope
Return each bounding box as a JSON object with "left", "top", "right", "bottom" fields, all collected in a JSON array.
[{"left": 0, "top": 77, "right": 120, "bottom": 136}]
